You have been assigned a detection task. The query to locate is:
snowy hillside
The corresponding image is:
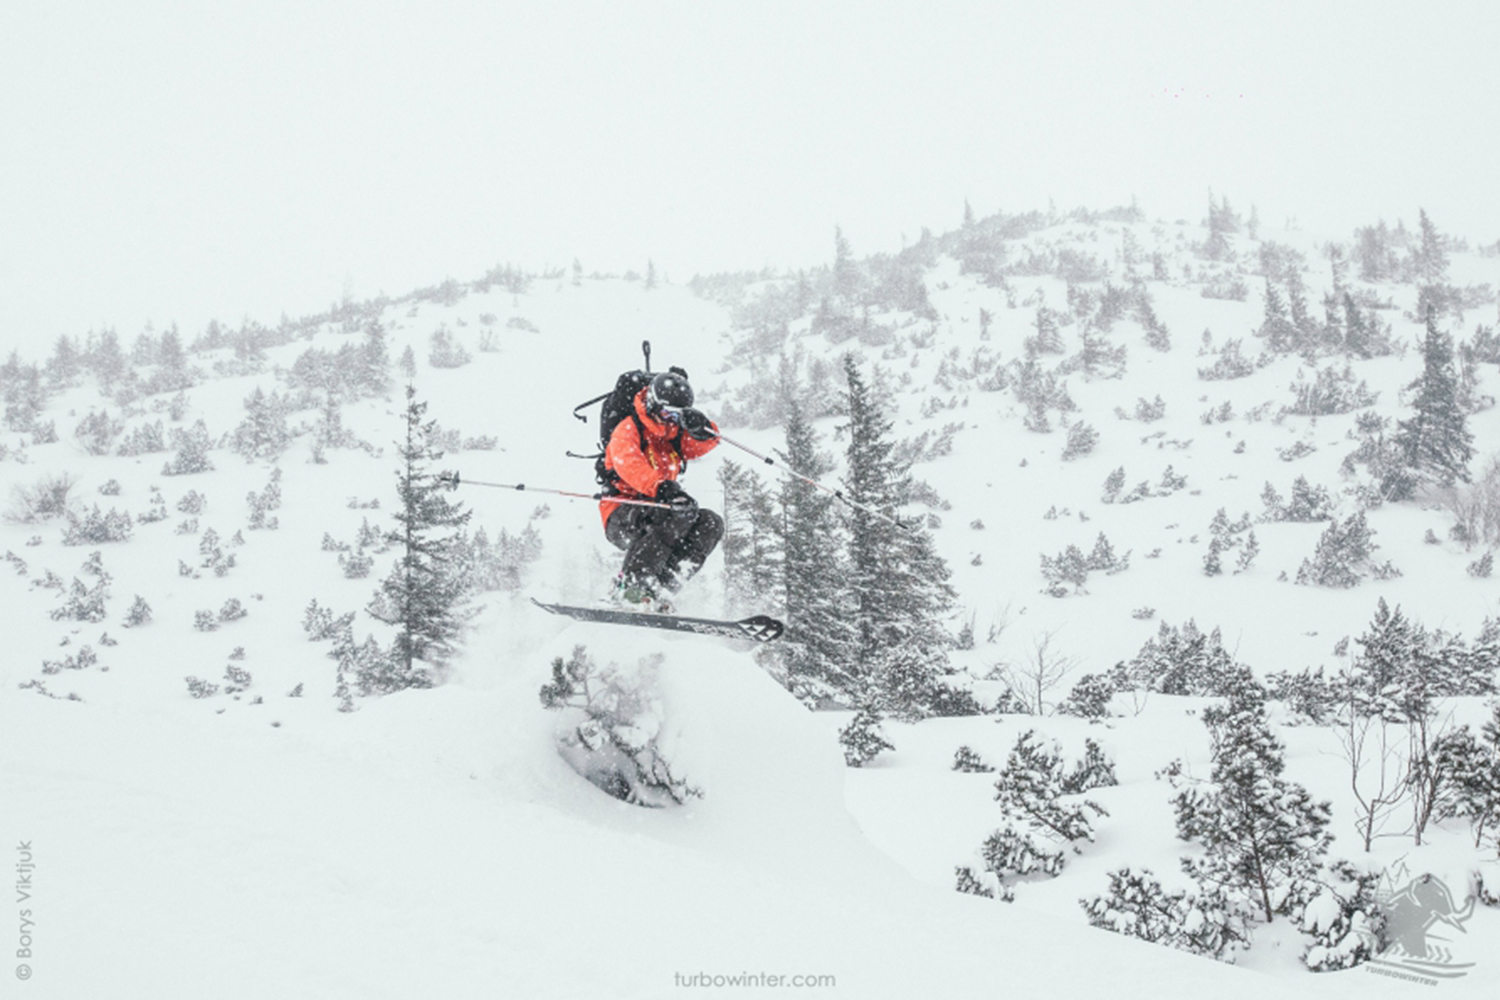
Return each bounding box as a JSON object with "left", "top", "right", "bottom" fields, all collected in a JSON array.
[{"left": 4, "top": 203, "right": 1500, "bottom": 997}]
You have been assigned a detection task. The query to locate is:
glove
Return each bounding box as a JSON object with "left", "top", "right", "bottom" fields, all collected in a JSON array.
[
  {"left": 680, "top": 407, "right": 715, "bottom": 441},
  {"left": 655, "top": 479, "right": 696, "bottom": 512}
]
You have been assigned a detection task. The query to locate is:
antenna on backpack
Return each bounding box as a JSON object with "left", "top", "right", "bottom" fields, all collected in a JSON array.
[{"left": 642, "top": 339, "right": 652, "bottom": 373}]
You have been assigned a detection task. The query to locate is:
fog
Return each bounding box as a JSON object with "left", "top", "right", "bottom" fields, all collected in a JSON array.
[{"left": 3, "top": 0, "right": 1496, "bottom": 352}]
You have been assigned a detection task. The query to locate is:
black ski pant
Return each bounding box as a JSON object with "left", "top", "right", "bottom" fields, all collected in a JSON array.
[{"left": 605, "top": 501, "right": 724, "bottom": 593}]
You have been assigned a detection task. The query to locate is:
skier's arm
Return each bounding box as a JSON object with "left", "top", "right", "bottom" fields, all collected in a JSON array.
[{"left": 681, "top": 414, "right": 720, "bottom": 459}]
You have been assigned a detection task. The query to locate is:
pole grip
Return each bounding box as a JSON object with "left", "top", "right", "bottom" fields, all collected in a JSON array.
[{"left": 642, "top": 339, "right": 652, "bottom": 372}]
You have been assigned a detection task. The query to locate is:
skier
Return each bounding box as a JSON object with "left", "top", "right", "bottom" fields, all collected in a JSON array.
[{"left": 600, "top": 369, "right": 722, "bottom": 609}]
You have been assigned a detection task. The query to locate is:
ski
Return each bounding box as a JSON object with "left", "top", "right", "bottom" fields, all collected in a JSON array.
[{"left": 530, "top": 598, "right": 784, "bottom": 643}]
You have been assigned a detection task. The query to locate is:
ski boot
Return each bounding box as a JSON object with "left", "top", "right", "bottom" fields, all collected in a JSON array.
[{"left": 610, "top": 573, "right": 674, "bottom": 615}]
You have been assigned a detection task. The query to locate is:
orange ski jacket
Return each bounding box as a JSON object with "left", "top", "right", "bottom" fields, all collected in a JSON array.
[{"left": 598, "top": 388, "right": 719, "bottom": 527}]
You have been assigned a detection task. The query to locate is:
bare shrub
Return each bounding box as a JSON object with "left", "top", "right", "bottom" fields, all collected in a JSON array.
[
  {"left": 1449, "top": 454, "right": 1500, "bottom": 550},
  {"left": 6, "top": 472, "right": 77, "bottom": 523}
]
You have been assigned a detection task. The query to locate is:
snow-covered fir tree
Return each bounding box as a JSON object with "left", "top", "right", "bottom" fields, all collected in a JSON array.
[
  {"left": 774, "top": 400, "right": 856, "bottom": 703},
  {"left": 841, "top": 356, "right": 955, "bottom": 716},
  {"left": 365, "top": 385, "right": 475, "bottom": 689},
  {"left": 1434, "top": 708, "right": 1500, "bottom": 851},
  {"left": 717, "top": 459, "right": 781, "bottom": 616},
  {"left": 1393, "top": 313, "right": 1474, "bottom": 487},
  {"left": 1173, "top": 685, "right": 1333, "bottom": 925},
  {"left": 230, "top": 386, "right": 292, "bottom": 461}
]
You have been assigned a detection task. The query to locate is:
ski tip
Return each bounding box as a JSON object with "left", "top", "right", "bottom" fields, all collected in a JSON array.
[{"left": 738, "top": 615, "right": 785, "bottom": 643}]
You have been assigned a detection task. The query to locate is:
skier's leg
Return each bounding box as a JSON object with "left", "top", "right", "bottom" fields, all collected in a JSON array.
[
  {"left": 660, "top": 509, "right": 724, "bottom": 591},
  {"left": 605, "top": 505, "right": 649, "bottom": 552},
  {"left": 606, "top": 506, "right": 663, "bottom": 602},
  {"left": 619, "top": 505, "right": 699, "bottom": 592}
]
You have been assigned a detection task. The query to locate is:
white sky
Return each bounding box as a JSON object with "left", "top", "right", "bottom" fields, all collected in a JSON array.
[{"left": 2, "top": 0, "right": 1497, "bottom": 353}]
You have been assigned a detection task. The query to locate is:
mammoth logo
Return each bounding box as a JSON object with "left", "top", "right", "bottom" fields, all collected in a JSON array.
[{"left": 1366, "top": 867, "right": 1477, "bottom": 984}]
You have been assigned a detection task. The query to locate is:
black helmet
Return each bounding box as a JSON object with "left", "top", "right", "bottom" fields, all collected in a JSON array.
[{"left": 647, "top": 370, "right": 693, "bottom": 413}]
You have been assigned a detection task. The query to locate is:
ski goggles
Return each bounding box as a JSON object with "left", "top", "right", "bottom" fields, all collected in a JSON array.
[{"left": 656, "top": 404, "right": 687, "bottom": 426}]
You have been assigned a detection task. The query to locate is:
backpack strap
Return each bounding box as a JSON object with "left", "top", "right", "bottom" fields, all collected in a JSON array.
[{"left": 572, "top": 391, "right": 611, "bottom": 424}]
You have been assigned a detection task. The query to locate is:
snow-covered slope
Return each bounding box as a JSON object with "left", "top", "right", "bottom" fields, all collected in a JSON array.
[{"left": 4, "top": 211, "right": 1500, "bottom": 996}]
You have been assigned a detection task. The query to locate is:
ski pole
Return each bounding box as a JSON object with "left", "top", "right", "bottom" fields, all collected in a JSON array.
[
  {"left": 711, "top": 433, "right": 915, "bottom": 533},
  {"left": 437, "top": 472, "right": 677, "bottom": 511}
]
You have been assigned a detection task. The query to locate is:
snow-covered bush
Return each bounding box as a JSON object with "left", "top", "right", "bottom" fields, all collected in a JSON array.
[
  {"left": 74, "top": 410, "right": 123, "bottom": 455},
  {"left": 1277, "top": 440, "right": 1317, "bottom": 462},
  {"left": 42, "top": 646, "right": 98, "bottom": 674},
  {"left": 1120, "top": 619, "right": 1252, "bottom": 697},
  {"left": 1200, "top": 273, "right": 1249, "bottom": 301},
  {"left": 428, "top": 327, "right": 472, "bottom": 369},
  {"left": 839, "top": 706, "right": 895, "bottom": 767},
  {"left": 953, "top": 745, "right": 995, "bottom": 773},
  {"left": 1081, "top": 867, "right": 1250, "bottom": 960},
  {"left": 1039, "top": 544, "right": 1089, "bottom": 596},
  {"left": 1433, "top": 708, "right": 1500, "bottom": 850},
  {"left": 1284, "top": 364, "right": 1378, "bottom": 416},
  {"left": 1197, "top": 338, "right": 1257, "bottom": 380},
  {"left": 61, "top": 504, "right": 134, "bottom": 545},
  {"left": 961, "top": 731, "right": 1112, "bottom": 900},
  {"left": 339, "top": 549, "right": 373, "bottom": 578},
  {"left": 539, "top": 645, "right": 700, "bottom": 807},
  {"left": 122, "top": 595, "right": 152, "bottom": 627},
  {"left": 218, "top": 597, "right": 247, "bottom": 622},
  {"left": 925, "top": 680, "right": 988, "bottom": 718},
  {"left": 1296, "top": 862, "right": 1386, "bottom": 972},
  {"left": 1202, "top": 509, "right": 1257, "bottom": 575},
  {"left": 1056, "top": 672, "right": 1115, "bottom": 718},
  {"left": 1260, "top": 476, "right": 1335, "bottom": 522},
  {"left": 184, "top": 676, "right": 219, "bottom": 698},
  {"left": 49, "top": 558, "right": 110, "bottom": 623},
  {"left": 229, "top": 386, "right": 292, "bottom": 461},
  {"left": 1062, "top": 739, "right": 1120, "bottom": 793},
  {"left": 222, "top": 664, "right": 252, "bottom": 694},
  {"left": 1061, "top": 421, "right": 1098, "bottom": 460},
  {"left": 116, "top": 419, "right": 166, "bottom": 456},
  {"left": 1134, "top": 290, "right": 1171, "bottom": 352},
  {"left": 1040, "top": 532, "right": 1129, "bottom": 596},
  {"left": 161, "top": 419, "right": 215, "bottom": 475},
  {"left": 302, "top": 599, "right": 352, "bottom": 642},
  {"left": 1134, "top": 395, "right": 1166, "bottom": 421},
  {"left": 1199, "top": 400, "right": 1233, "bottom": 424},
  {"left": 1009, "top": 358, "right": 1076, "bottom": 432},
  {"left": 247, "top": 468, "right": 282, "bottom": 530},
  {"left": 198, "top": 527, "right": 235, "bottom": 577},
  {"left": 175, "top": 489, "right": 207, "bottom": 515},
  {"left": 193, "top": 610, "right": 218, "bottom": 632},
  {"left": 285, "top": 328, "right": 390, "bottom": 401},
  {"left": 135, "top": 490, "right": 169, "bottom": 524},
  {"left": 1101, "top": 466, "right": 1125, "bottom": 503},
  {"left": 1295, "top": 511, "right": 1399, "bottom": 588},
  {"left": 98, "top": 478, "right": 121, "bottom": 496},
  {"left": 1265, "top": 666, "right": 1337, "bottom": 724}
]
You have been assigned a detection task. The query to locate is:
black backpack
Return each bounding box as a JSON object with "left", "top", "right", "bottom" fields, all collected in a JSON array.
[{"left": 568, "top": 341, "right": 687, "bottom": 492}]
